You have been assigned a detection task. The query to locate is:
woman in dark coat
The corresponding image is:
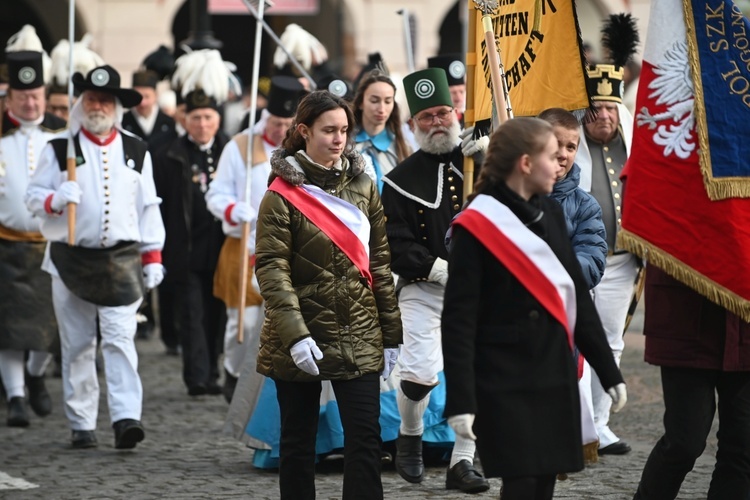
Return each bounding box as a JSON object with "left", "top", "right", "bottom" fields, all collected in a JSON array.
[{"left": 441, "top": 118, "right": 626, "bottom": 500}]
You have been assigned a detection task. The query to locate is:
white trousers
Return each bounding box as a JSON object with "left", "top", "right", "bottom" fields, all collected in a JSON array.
[
  {"left": 397, "top": 282, "right": 444, "bottom": 386},
  {"left": 223, "top": 304, "right": 264, "bottom": 378},
  {"left": 52, "top": 277, "right": 143, "bottom": 431},
  {"left": 590, "top": 253, "right": 638, "bottom": 447}
]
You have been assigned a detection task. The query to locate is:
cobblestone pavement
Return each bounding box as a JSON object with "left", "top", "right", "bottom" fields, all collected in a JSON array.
[{"left": 1, "top": 309, "right": 719, "bottom": 499}]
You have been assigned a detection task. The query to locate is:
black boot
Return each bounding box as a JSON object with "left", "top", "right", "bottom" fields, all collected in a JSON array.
[
  {"left": 395, "top": 433, "right": 424, "bottom": 483},
  {"left": 26, "top": 373, "right": 52, "bottom": 416},
  {"left": 7, "top": 397, "right": 30, "bottom": 427},
  {"left": 223, "top": 370, "right": 238, "bottom": 404},
  {"left": 446, "top": 460, "right": 491, "bottom": 493}
]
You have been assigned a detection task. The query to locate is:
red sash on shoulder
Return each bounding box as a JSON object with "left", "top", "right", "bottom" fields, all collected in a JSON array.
[
  {"left": 453, "top": 194, "right": 576, "bottom": 350},
  {"left": 268, "top": 177, "right": 373, "bottom": 288}
]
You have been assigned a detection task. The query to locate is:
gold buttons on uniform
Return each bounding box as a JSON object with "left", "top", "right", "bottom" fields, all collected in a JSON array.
[
  {"left": 603, "top": 146, "right": 609, "bottom": 152},
  {"left": 418, "top": 209, "right": 424, "bottom": 214},
  {"left": 608, "top": 169, "right": 615, "bottom": 175},
  {"left": 451, "top": 195, "right": 458, "bottom": 202},
  {"left": 453, "top": 204, "right": 460, "bottom": 210},
  {"left": 614, "top": 193, "right": 620, "bottom": 199},
  {"left": 449, "top": 186, "right": 456, "bottom": 192},
  {"left": 448, "top": 176, "right": 454, "bottom": 182},
  {"left": 420, "top": 223, "right": 425, "bottom": 228},
  {"left": 422, "top": 236, "right": 427, "bottom": 240},
  {"left": 606, "top": 158, "right": 612, "bottom": 163},
  {"left": 612, "top": 181, "right": 618, "bottom": 187},
  {"left": 616, "top": 206, "right": 621, "bottom": 212}
]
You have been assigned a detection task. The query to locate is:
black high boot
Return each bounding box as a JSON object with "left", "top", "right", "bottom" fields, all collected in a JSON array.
[
  {"left": 395, "top": 433, "right": 424, "bottom": 483},
  {"left": 7, "top": 397, "right": 30, "bottom": 427},
  {"left": 26, "top": 373, "right": 52, "bottom": 416}
]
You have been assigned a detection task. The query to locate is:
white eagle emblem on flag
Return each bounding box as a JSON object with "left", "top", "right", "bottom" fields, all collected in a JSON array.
[{"left": 636, "top": 40, "right": 695, "bottom": 160}]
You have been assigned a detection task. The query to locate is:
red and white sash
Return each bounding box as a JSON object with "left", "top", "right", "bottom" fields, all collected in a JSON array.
[
  {"left": 453, "top": 194, "right": 577, "bottom": 349},
  {"left": 268, "top": 177, "right": 373, "bottom": 288}
]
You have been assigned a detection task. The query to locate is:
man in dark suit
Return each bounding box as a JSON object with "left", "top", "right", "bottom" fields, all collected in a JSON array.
[{"left": 122, "top": 70, "right": 176, "bottom": 155}]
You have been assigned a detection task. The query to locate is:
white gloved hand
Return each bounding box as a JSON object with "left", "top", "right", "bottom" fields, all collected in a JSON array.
[
  {"left": 51, "top": 181, "right": 82, "bottom": 212},
  {"left": 608, "top": 383, "right": 628, "bottom": 413},
  {"left": 290, "top": 337, "right": 324, "bottom": 376},
  {"left": 229, "top": 202, "right": 254, "bottom": 224},
  {"left": 143, "top": 263, "right": 165, "bottom": 290},
  {"left": 448, "top": 414, "right": 477, "bottom": 440},
  {"left": 381, "top": 347, "right": 399, "bottom": 380},
  {"left": 428, "top": 258, "right": 449, "bottom": 286},
  {"left": 460, "top": 125, "right": 490, "bottom": 157}
]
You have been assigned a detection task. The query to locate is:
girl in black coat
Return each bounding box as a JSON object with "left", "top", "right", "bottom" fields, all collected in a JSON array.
[{"left": 441, "top": 118, "right": 627, "bottom": 500}]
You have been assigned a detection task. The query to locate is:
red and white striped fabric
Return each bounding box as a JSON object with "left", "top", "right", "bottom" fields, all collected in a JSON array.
[{"left": 454, "top": 194, "right": 577, "bottom": 348}]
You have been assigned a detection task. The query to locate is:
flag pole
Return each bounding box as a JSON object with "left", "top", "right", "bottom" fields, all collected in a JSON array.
[
  {"left": 66, "top": 0, "right": 77, "bottom": 246},
  {"left": 397, "top": 9, "right": 416, "bottom": 73},
  {"left": 475, "top": 0, "right": 509, "bottom": 123},
  {"left": 235, "top": 0, "right": 268, "bottom": 344}
]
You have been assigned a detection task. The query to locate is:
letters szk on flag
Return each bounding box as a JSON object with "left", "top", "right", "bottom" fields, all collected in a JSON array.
[{"left": 620, "top": 0, "right": 750, "bottom": 320}]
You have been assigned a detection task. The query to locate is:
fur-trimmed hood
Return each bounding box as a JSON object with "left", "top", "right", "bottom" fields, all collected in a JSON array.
[{"left": 269, "top": 148, "right": 366, "bottom": 186}]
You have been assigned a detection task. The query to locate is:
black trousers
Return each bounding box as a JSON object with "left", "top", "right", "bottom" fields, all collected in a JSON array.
[
  {"left": 176, "top": 270, "right": 226, "bottom": 388},
  {"left": 156, "top": 282, "right": 180, "bottom": 350},
  {"left": 634, "top": 366, "right": 750, "bottom": 499},
  {"left": 500, "top": 474, "right": 556, "bottom": 500},
  {"left": 275, "top": 373, "right": 383, "bottom": 500}
]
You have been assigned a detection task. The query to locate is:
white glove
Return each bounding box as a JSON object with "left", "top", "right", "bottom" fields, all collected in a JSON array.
[
  {"left": 51, "top": 181, "right": 82, "bottom": 212},
  {"left": 229, "top": 202, "right": 254, "bottom": 224},
  {"left": 428, "top": 258, "right": 449, "bottom": 286},
  {"left": 460, "top": 126, "right": 490, "bottom": 157},
  {"left": 290, "top": 337, "right": 324, "bottom": 376},
  {"left": 608, "top": 383, "right": 628, "bottom": 413},
  {"left": 381, "top": 347, "right": 399, "bottom": 380},
  {"left": 448, "top": 414, "right": 477, "bottom": 440},
  {"left": 143, "top": 263, "right": 165, "bottom": 290}
]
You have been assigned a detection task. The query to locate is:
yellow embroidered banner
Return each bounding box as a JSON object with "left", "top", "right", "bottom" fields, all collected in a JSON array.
[{"left": 465, "top": 0, "right": 589, "bottom": 123}]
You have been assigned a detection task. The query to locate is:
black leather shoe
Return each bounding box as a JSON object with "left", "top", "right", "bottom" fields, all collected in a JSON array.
[
  {"left": 26, "top": 373, "right": 52, "bottom": 417},
  {"left": 223, "top": 370, "right": 238, "bottom": 404},
  {"left": 206, "top": 380, "right": 223, "bottom": 396},
  {"left": 188, "top": 384, "right": 207, "bottom": 396},
  {"left": 395, "top": 433, "right": 424, "bottom": 483},
  {"left": 598, "top": 440, "right": 632, "bottom": 455},
  {"left": 113, "top": 419, "right": 145, "bottom": 449},
  {"left": 71, "top": 430, "right": 98, "bottom": 449},
  {"left": 7, "top": 397, "right": 30, "bottom": 427},
  {"left": 446, "top": 460, "right": 490, "bottom": 493}
]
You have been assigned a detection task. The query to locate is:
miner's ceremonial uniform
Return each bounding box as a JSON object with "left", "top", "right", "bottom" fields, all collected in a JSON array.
[
  {"left": 0, "top": 50, "right": 65, "bottom": 427},
  {"left": 25, "top": 65, "right": 164, "bottom": 448},
  {"left": 575, "top": 62, "right": 639, "bottom": 455},
  {"left": 381, "top": 67, "right": 489, "bottom": 493},
  {"left": 381, "top": 147, "right": 463, "bottom": 384}
]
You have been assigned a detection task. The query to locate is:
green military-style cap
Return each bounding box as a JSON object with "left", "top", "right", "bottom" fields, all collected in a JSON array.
[{"left": 402, "top": 68, "right": 453, "bottom": 117}]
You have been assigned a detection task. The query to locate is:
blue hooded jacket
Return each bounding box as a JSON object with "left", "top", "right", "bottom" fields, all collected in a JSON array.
[{"left": 549, "top": 163, "right": 607, "bottom": 289}]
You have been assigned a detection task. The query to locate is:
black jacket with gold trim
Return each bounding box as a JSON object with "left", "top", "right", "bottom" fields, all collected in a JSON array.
[{"left": 381, "top": 147, "right": 464, "bottom": 282}]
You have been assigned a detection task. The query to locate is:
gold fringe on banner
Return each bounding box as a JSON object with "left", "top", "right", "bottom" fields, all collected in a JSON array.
[
  {"left": 682, "top": 0, "right": 750, "bottom": 201},
  {"left": 619, "top": 230, "right": 750, "bottom": 322}
]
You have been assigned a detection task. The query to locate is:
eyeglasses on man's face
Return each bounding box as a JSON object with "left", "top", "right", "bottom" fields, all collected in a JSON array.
[{"left": 415, "top": 108, "right": 454, "bottom": 125}]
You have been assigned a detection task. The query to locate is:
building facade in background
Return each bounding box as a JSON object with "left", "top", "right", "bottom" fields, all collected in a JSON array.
[{"left": 1, "top": 0, "right": 653, "bottom": 87}]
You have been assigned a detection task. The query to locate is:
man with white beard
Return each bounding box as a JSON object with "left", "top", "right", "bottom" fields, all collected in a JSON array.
[
  {"left": 26, "top": 65, "right": 165, "bottom": 450},
  {"left": 380, "top": 68, "right": 489, "bottom": 494}
]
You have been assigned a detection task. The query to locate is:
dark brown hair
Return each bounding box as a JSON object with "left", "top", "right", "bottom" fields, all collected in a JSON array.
[
  {"left": 470, "top": 117, "right": 553, "bottom": 201},
  {"left": 282, "top": 90, "right": 357, "bottom": 153},
  {"left": 537, "top": 107, "right": 580, "bottom": 130},
  {"left": 352, "top": 70, "right": 411, "bottom": 163}
]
